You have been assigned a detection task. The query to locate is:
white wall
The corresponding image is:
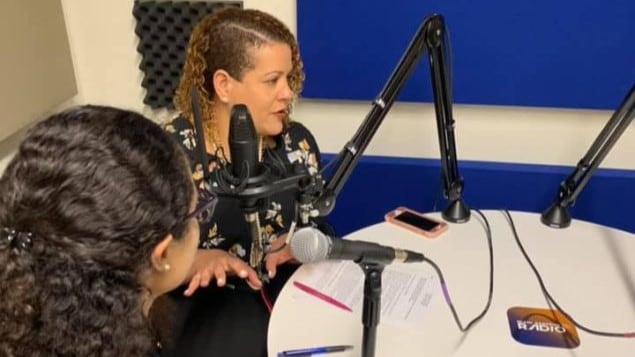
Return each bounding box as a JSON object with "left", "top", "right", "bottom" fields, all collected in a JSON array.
[
  {"left": 0, "top": 96, "right": 78, "bottom": 174},
  {"left": 3, "top": 0, "right": 631, "bottom": 173},
  {"left": 296, "top": 100, "right": 634, "bottom": 168},
  {"left": 0, "top": 132, "right": 21, "bottom": 173}
]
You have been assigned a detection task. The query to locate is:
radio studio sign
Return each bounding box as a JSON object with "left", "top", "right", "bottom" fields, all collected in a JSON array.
[{"left": 507, "top": 307, "right": 580, "bottom": 349}]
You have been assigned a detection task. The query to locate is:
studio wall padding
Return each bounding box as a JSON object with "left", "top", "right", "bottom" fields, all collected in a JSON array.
[
  {"left": 133, "top": 1, "right": 242, "bottom": 109},
  {"left": 298, "top": 0, "right": 634, "bottom": 110}
]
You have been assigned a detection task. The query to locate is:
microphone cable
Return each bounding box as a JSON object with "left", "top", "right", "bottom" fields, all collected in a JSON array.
[
  {"left": 425, "top": 209, "right": 494, "bottom": 332},
  {"left": 318, "top": 154, "right": 338, "bottom": 176},
  {"left": 431, "top": 173, "right": 445, "bottom": 213},
  {"left": 263, "top": 145, "right": 289, "bottom": 178},
  {"left": 261, "top": 287, "right": 274, "bottom": 313},
  {"left": 500, "top": 209, "right": 635, "bottom": 338}
]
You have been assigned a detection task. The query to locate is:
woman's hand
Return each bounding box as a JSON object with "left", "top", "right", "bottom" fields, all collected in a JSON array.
[
  {"left": 183, "top": 249, "right": 262, "bottom": 296},
  {"left": 264, "top": 234, "right": 299, "bottom": 279}
]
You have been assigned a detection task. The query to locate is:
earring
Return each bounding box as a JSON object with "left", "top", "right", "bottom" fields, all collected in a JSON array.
[{"left": 162, "top": 263, "right": 171, "bottom": 272}]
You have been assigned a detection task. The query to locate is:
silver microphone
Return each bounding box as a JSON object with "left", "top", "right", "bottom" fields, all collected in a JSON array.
[{"left": 290, "top": 227, "right": 425, "bottom": 265}]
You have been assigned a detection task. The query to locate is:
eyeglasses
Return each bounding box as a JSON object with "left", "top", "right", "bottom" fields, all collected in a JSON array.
[{"left": 185, "top": 191, "right": 218, "bottom": 225}]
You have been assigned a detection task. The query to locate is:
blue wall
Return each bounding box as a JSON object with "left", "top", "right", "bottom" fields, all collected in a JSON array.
[
  {"left": 298, "top": 0, "right": 635, "bottom": 110},
  {"left": 323, "top": 154, "right": 635, "bottom": 235}
]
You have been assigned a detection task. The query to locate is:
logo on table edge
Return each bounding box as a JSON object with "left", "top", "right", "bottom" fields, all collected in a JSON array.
[{"left": 507, "top": 306, "right": 580, "bottom": 349}]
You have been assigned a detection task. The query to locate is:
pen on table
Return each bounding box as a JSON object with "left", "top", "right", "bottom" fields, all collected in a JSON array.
[
  {"left": 278, "top": 344, "right": 354, "bottom": 356},
  {"left": 292, "top": 281, "right": 352, "bottom": 312}
]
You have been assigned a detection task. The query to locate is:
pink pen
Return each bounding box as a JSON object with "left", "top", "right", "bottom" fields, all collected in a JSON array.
[{"left": 293, "top": 281, "right": 352, "bottom": 312}]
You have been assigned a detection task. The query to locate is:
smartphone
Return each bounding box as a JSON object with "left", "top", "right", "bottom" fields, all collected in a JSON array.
[{"left": 385, "top": 207, "right": 448, "bottom": 238}]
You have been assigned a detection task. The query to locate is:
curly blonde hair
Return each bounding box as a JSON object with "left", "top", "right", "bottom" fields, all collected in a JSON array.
[{"left": 173, "top": 8, "right": 304, "bottom": 145}]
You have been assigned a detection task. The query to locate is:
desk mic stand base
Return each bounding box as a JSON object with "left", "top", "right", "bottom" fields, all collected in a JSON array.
[
  {"left": 541, "top": 203, "right": 571, "bottom": 228},
  {"left": 359, "top": 263, "right": 384, "bottom": 357},
  {"left": 442, "top": 198, "right": 470, "bottom": 223}
]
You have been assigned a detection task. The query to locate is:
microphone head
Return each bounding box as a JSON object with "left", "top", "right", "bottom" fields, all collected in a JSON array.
[
  {"left": 290, "top": 227, "right": 331, "bottom": 263},
  {"left": 229, "top": 104, "right": 256, "bottom": 142},
  {"left": 229, "top": 104, "right": 258, "bottom": 179}
]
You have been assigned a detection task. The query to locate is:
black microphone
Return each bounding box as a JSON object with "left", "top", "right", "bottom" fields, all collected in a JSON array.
[
  {"left": 229, "top": 104, "right": 259, "bottom": 179},
  {"left": 290, "top": 227, "right": 425, "bottom": 265},
  {"left": 228, "top": 104, "right": 265, "bottom": 272}
]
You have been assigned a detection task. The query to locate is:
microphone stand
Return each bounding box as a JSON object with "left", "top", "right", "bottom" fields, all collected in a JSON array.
[
  {"left": 313, "top": 14, "right": 470, "bottom": 223},
  {"left": 359, "top": 263, "right": 384, "bottom": 357},
  {"left": 314, "top": 15, "right": 468, "bottom": 357},
  {"left": 541, "top": 85, "right": 634, "bottom": 228}
]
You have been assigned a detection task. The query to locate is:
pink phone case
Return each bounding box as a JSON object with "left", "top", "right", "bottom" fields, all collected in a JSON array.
[{"left": 385, "top": 206, "right": 448, "bottom": 238}]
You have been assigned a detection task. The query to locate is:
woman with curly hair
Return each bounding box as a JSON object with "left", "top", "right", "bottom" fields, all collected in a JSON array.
[
  {"left": 0, "top": 106, "right": 212, "bottom": 356},
  {"left": 163, "top": 7, "right": 330, "bottom": 357}
]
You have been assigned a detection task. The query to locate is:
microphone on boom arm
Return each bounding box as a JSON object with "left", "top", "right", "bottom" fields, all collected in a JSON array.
[
  {"left": 188, "top": 84, "right": 323, "bottom": 280},
  {"left": 221, "top": 104, "right": 325, "bottom": 279},
  {"left": 218, "top": 104, "right": 270, "bottom": 202},
  {"left": 226, "top": 104, "right": 270, "bottom": 277}
]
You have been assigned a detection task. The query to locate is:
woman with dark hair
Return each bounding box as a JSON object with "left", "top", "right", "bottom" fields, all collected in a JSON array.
[
  {"left": 0, "top": 105, "right": 213, "bottom": 356},
  {"left": 162, "top": 7, "right": 330, "bottom": 357}
]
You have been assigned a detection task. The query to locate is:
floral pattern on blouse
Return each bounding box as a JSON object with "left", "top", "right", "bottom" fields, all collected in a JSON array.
[{"left": 165, "top": 116, "right": 322, "bottom": 260}]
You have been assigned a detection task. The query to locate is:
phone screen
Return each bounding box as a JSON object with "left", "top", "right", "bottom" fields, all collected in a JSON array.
[{"left": 393, "top": 211, "right": 440, "bottom": 231}]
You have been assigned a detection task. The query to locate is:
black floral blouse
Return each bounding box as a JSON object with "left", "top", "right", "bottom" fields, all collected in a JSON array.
[{"left": 165, "top": 116, "right": 322, "bottom": 262}]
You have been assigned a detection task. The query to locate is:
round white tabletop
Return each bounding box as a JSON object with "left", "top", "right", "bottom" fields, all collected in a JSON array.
[{"left": 268, "top": 210, "right": 635, "bottom": 356}]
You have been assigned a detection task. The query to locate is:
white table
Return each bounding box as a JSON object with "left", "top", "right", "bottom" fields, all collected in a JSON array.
[{"left": 268, "top": 211, "right": 635, "bottom": 356}]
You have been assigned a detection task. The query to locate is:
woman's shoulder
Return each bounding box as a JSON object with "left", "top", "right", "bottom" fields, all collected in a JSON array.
[
  {"left": 164, "top": 115, "right": 198, "bottom": 153},
  {"left": 282, "top": 121, "right": 319, "bottom": 153},
  {"left": 285, "top": 121, "right": 313, "bottom": 137},
  {"left": 277, "top": 121, "right": 321, "bottom": 173},
  {"left": 164, "top": 115, "right": 193, "bottom": 134}
]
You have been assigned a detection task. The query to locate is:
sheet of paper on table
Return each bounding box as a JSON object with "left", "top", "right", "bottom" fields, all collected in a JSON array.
[{"left": 293, "top": 260, "right": 437, "bottom": 328}]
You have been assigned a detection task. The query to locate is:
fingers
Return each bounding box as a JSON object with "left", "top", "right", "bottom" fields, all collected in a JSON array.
[
  {"left": 185, "top": 250, "right": 267, "bottom": 294},
  {"left": 265, "top": 255, "right": 278, "bottom": 280},
  {"left": 245, "top": 269, "right": 263, "bottom": 290},
  {"left": 184, "top": 273, "right": 201, "bottom": 296},
  {"left": 199, "top": 268, "right": 212, "bottom": 288},
  {"left": 213, "top": 265, "right": 227, "bottom": 287},
  {"left": 265, "top": 244, "right": 295, "bottom": 279},
  {"left": 227, "top": 259, "right": 262, "bottom": 290}
]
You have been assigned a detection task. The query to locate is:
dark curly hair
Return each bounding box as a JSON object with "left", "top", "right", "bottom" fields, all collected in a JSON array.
[
  {"left": 173, "top": 7, "right": 304, "bottom": 145},
  {"left": 0, "top": 105, "right": 194, "bottom": 356}
]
